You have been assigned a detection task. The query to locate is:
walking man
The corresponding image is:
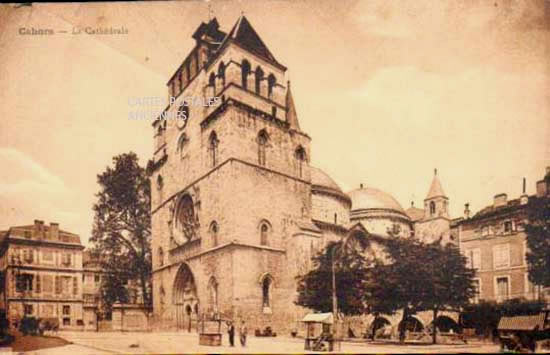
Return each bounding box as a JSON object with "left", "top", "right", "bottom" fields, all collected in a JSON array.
[
  {"left": 239, "top": 320, "right": 248, "bottom": 347},
  {"left": 227, "top": 321, "right": 235, "bottom": 347}
]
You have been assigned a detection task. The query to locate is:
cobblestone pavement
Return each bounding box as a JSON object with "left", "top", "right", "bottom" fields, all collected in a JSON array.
[{"left": 50, "top": 331, "right": 501, "bottom": 354}]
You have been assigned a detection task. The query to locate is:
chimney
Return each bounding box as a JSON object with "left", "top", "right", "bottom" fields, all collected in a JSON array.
[
  {"left": 494, "top": 193, "right": 507, "bottom": 208},
  {"left": 50, "top": 222, "right": 59, "bottom": 240},
  {"left": 464, "top": 203, "right": 470, "bottom": 219},
  {"left": 520, "top": 177, "right": 528, "bottom": 205},
  {"left": 536, "top": 180, "right": 547, "bottom": 197}
]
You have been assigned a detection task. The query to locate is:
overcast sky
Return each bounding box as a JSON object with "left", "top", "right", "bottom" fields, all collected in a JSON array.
[{"left": 0, "top": 0, "right": 549, "bottom": 244}]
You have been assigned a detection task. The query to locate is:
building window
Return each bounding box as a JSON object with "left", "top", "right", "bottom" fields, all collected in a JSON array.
[
  {"left": 36, "top": 274, "right": 41, "bottom": 293},
  {"left": 42, "top": 250, "right": 53, "bottom": 262},
  {"left": 175, "top": 194, "right": 197, "bottom": 242},
  {"left": 160, "top": 286, "right": 165, "bottom": 305},
  {"left": 260, "top": 221, "right": 270, "bottom": 246},
  {"left": 218, "top": 61, "right": 225, "bottom": 86},
  {"left": 472, "top": 279, "right": 481, "bottom": 303},
  {"left": 209, "top": 131, "right": 219, "bottom": 168},
  {"left": 257, "top": 130, "right": 269, "bottom": 167},
  {"left": 94, "top": 274, "right": 100, "bottom": 283},
  {"left": 271, "top": 106, "right": 277, "bottom": 118},
  {"left": 208, "top": 277, "right": 218, "bottom": 311},
  {"left": 210, "top": 222, "right": 219, "bottom": 248},
  {"left": 23, "top": 249, "right": 34, "bottom": 263},
  {"left": 177, "top": 133, "right": 189, "bottom": 159},
  {"left": 465, "top": 248, "right": 481, "bottom": 270},
  {"left": 261, "top": 274, "right": 273, "bottom": 312},
  {"left": 158, "top": 247, "right": 164, "bottom": 267},
  {"left": 157, "top": 175, "right": 164, "bottom": 191},
  {"left": 42, "top": 275, "right": 53, "bottom": 293},
  {"left": 429, "top": 201, "right": 436, "bottom": 216},
  {"left": 241, "top": 60, "right": 251, "bottom": 90},
  {"left": 209, "top": 72, "right": 216, "bottom": 87},
  {"left": 16, "top": 274, "right": 33, "bottom": 292},
  {"left": 295, "top": 146, "right": 307, "bottom": 178},
  {"left": 496, "top": 276, "right": 510, "bottom": 301},
  {"left": 255, "top": 66, "right": 264, "bottom": 95},
  {"left": 24, "top": 230, "right": 31, "bottom": 238},
  {"left": 72, "top": 277, "right": 78, "bottom": 295},
  {"left": 63, "top": 305, "right": 71, "bottom": 316},
  {"left": 61, "top": 253, "right": 72, "bottom": 266},
  {"left": 504, "top": 220, "right": 513, "bottom": 234},
  {"left": 267, "top": 74, "right": 276, "bottom": 99},
  {"left": 493, "top": 244, "right": 510, "bottom": 269},
  {"left": 24, "top": 304, "right": 33, "bottom": 315}
]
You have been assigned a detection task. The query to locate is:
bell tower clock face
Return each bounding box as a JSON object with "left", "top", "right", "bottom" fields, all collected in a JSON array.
[{"left": 176, "top": 104, "right": 189, "bottom": 130}]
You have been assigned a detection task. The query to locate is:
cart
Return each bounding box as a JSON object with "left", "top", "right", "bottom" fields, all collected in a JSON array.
[
  {"left": 301, "top": 313, "right": 334, "bottom": 352},
  {"left": 498, "top": 310, "right": 550, "bottom": 353}
]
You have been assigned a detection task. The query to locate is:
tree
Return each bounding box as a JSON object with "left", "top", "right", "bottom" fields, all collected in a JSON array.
[
  {"left": 525, "top": 187, "right": 550, "bottom": 288},
  {"left": 419, "top": 240, "right": 476, "bottom": 344},
  {"left": 90, "top": 152, "right": 152, "bottom": 313},
  {"left": 365, "top": 235, "right": 476, "bottom": 343},
  {"left": 295, "top": 238, "right": 371, "bottom": 317}
]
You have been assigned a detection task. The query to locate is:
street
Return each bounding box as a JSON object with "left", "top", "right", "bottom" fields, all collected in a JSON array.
[{"left": 38, "top": 331, "right": 501, "bottom": 354}]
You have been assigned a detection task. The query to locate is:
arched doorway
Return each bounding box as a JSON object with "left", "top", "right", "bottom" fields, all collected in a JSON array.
[
  {"left": 433, "top": 315, "right": 460, "bottom": 333},
  {"left": 173, "top": 263, "right": 199, "bottom": 332},
  {"left": 398, "top": 316, "right": 424, "bottom": 333},
  {"left": 370, "top": 316, "right": 391, "bottom": 339}
]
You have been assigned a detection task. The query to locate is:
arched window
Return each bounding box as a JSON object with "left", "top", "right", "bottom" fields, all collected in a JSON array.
[
  {"left": 177, "top": 133, "right": 189, "bottom": 159},
  {"left": 208, "top": 277, "right": 218, "bottom": 311},
  {"left": 157, "top": 175, "right": 164, "bottom": 191},
  {"left": 158, "top": 247, "right": 164, "bottom": 267},
  {"left": 209, "top": 131, "right": 219, "bottom": 167},
  {"left": 176, "top": 195, "right": 196, "bottom": 241},
  {"left": 255, "top": 66, "right": 264, "bottom": 95},
  {"left": 429, "top": 201, "right": 436, "bottom": 216},
  {"left": 295, "top": 146, "right": 307, "bottom": 178},
  {"left": 218, "top": 61, "right": 225, "bottom": 86},
  {"left": 259, "top": 221, "right": 271, "bottom": 246},
  {"left": 257, "top": 130, "right": 269, "bottom": 167},
  {"left": 241, "top": 60, "right": 251, "bottom": 90},
  {"left": 210, "top": 221, "right": 219, "bottom": 247},
  {"left": 160, "top": 285, "right": 165, "bottom": 305},
  {"left": 209, "top": 72, "right": 216, "bottom": 87},
  {"left": 267, "top": 74, "right": 276, "bottom": 98},
  {"left": 261, "top": 274, "right": 273, "bottom": 309}
]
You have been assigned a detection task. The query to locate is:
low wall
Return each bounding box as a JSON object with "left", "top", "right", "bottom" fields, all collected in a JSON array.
[{"left": 111, "top": 303, "right": 151, "bottom": 332}]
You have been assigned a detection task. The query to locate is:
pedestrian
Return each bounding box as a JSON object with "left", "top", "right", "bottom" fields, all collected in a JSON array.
[
  {"left": 239, "top": 320, "right": 248, "bottom": 347},
  {"left": 227, "top": 321, "right": 235, "bottom": 347}
]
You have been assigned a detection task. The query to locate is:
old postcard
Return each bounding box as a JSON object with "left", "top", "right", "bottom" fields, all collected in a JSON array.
[{"left": 0, "top": 0, "right": 549, "bottom": 353}]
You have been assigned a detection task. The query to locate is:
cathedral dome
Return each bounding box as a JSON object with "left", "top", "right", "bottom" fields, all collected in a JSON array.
[
  {"left": 348, "top": 186, "right": 406, "bottom": 214},
  {"left": 309, "top": 167, "right": 351, "bottom": 227},
  {"left": 310, "top": 167, "right": 343, "bottom": 194}
]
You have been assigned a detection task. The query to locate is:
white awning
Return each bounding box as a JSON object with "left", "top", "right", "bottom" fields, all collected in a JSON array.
[{"left": 301, "top": 312, "right": 333, "bottom": 324}]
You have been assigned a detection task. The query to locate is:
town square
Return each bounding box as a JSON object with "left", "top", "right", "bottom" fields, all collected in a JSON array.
[{"left": 0, "top": 0, "right": 549, "bottom": 353}]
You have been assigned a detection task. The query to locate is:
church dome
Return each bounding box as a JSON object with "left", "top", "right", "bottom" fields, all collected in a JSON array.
[
  {"left": 348, "top": 186, "right": 406, "bottom": 214},
  {"left": 310, "top": 167, "right": 343, "bottom": 193}
]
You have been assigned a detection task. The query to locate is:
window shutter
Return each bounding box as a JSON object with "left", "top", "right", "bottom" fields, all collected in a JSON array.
[
  {"left": 55, "top": 276, "right": 61, "bottom": 294},
  {"left": 36, "top": 274, "right": 41, "bottom": 293}
]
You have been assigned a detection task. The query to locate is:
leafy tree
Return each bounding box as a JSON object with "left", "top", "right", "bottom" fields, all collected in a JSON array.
[
  {"left": 295, "top": 238, "right": 371, "bottom": 316},
  {"left": 419, "top": 240, "right": 476, "bottom": 344},
  {"left": 90, "top": 152, "right": 152, "bottom": 313},
  {"left": 525, "top": 186, "right": 550, "bottom": 288},
  {"left": 365, "top": 235, "right": 476, "bottom": 343}
]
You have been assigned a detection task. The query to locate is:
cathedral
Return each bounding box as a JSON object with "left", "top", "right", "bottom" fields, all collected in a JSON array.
[{"left": 149, "top": 16, "right": 456, "bottom": 334}]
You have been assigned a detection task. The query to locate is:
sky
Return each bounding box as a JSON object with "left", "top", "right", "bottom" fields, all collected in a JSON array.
[{"left": 0, "top": 0, "right": 549, "bottom": 245}]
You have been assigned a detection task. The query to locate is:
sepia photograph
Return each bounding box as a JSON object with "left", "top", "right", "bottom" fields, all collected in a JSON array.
[{"left": 0, "top": 0, "right": 549, "bottom": 353}]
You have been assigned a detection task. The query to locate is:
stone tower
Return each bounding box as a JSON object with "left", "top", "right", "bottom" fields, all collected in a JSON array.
[
  {"left": 149, "top": 16, "right": 313, "bottom": 332},
  {"left": 413, "top": 169, "right": 452, "bottom": 244}
]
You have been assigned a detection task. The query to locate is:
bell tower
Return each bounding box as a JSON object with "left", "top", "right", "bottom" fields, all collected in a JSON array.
[{"left": 424, "top": 168, "right": 449, "bottom": 220}]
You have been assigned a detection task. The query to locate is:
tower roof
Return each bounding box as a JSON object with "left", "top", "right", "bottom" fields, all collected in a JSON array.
[
  {"left": 285, "top": 81, "right": 300, "bottom": 130},
  {"left": 220, "top": 15, "right": 285, "bottom": 70},
  {"left": 426, "top": 169, "right": 446, "bottom": 199}
]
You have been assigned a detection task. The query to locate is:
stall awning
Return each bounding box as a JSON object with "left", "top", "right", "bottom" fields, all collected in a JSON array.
[
  {"left": 498, "top": 313, "right": 546, "bottom": 331},
  {"left": 301, "top": 313, "right": 333, "bottom": 324}
]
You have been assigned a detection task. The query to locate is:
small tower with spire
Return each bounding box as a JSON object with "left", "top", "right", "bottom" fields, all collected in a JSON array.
[{"left": 424, "top": 168, "right": 449, "bottom": 220}]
